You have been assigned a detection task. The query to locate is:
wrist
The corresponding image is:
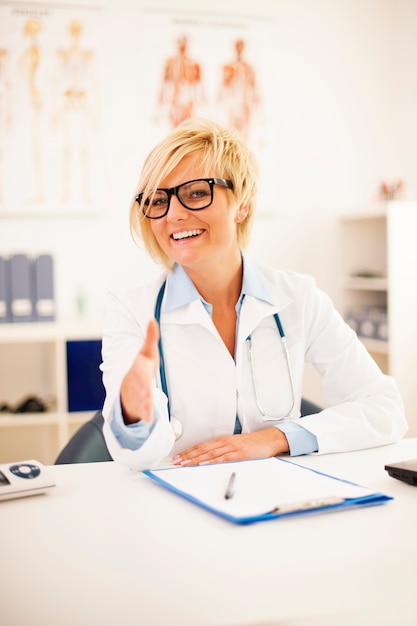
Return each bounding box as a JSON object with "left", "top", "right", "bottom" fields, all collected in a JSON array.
[
  {"left": 267, "top": 426, "right": 290, "bottom": 456},
  {"left": 120, "top": 396, "right": 141, "bottom": 425}
]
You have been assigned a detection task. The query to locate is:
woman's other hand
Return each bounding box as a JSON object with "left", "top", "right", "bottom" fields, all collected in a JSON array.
[{"left": 172, "top": 427, "right": 289, "bottom": 466}]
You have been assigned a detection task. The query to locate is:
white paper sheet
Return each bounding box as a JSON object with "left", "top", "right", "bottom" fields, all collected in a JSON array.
[{"left": 146, "top": 458, "right": 377, "bottom": 520}]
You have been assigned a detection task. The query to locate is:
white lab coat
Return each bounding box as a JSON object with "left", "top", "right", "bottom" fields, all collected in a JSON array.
[{"left": 101, "top": 262, "right": 407, "bottom": 470}]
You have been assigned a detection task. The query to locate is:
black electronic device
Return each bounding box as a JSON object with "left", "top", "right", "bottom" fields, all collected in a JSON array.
[{"left": 385, "top": 458, "right": 417, "bottom": 486}]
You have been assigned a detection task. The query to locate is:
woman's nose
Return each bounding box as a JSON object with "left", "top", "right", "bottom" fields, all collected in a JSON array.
[{"left": 166, "top": 195, "right": 189, "bottom": 221}]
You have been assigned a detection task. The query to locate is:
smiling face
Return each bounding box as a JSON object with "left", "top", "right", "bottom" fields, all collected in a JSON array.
[
  {"left": 149, "top": 155, "right": 244, "bottom": 276},
  {"left": 131, "top": 118, "right": 259, "bottom": 270}
]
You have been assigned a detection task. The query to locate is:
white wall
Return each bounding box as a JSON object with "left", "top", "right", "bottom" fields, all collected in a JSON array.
[
  {"left": 395, "top": 0, "right": 417, "bottom": 203},
  {"left": 1, "top": 0, "right": 416, "bottom": 323}
]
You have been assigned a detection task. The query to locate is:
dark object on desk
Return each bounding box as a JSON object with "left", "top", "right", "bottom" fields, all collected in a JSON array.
[
  {"left": 385, "top": 459, "right": 417, "bottom": 486},
  {"left": 55, "top": 410, "right": 112, "bottom": 464}
]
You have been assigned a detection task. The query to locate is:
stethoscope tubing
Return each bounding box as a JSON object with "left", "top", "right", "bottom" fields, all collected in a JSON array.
[
  {"left": 154, "top": 279, "right": 296, "bottom": 426},
  {"left": 155, "top": 280, "right": 170, "bottom": 417},
  {"left": 246, "top": 318, "right": 296, "bottom": 420}
]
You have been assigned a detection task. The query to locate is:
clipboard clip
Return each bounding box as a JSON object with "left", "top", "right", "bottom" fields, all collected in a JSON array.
[{"left": 269, "top": 495, "right": 346, "bottom": 515}]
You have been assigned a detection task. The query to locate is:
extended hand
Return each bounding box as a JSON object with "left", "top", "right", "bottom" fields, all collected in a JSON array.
[
  {"left": 172, "top": 427, "right": 289, "bottom": 466},
  {"left": 120, "top": 319, "right": 160, "bottom": 424}
]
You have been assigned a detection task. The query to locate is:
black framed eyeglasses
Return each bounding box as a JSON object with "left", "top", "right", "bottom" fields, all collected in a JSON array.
[{"left": 136, "top": 178, "right": 233, "bottom": 219}]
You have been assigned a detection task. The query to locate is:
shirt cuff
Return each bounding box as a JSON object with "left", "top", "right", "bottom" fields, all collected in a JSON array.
[
  {"left": 276, "top": 421, "right": 318, "bottom": 456},
  {"left": 109, "top": 395, "right": 155, "bottom": 451}
]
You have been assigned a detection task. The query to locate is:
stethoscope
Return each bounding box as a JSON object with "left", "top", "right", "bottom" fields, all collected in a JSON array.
[{"left": 154, "top": 280, "right": 296, "bottom": 440}]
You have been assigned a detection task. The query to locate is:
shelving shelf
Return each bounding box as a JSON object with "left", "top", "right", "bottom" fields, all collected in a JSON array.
[
  {"left": 360, "top": 337, "right": 389, "bottom": 355},
  {"left": 0, "top": 320, "right": 103, "bottom": 464},
  {"left": 338, "top": 201, "right": 417, "bottom": 436},
  {"left": 342, "top": 277, "right": 388, "bottom": 292}
]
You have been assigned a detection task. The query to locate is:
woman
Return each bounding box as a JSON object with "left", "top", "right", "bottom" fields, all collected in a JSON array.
[{"left": 101, "top": 117, "right": 407, "bottom": 470}]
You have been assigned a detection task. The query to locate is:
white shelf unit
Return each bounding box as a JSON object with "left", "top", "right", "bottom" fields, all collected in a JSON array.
[
  {"left": 0, "top": 321, "right": 103, "bottom": 464},
  {"left": 339, "top": 201, "right": 417, "bottom": 437}
]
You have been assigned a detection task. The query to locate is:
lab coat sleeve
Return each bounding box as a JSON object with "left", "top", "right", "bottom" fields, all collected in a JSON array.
[
  {"left": 100, "top": 289, "right": 175, "bottom": 470},
  {"left": 109, "top": 394, "right": 155, "bottom": 449},
  {"left": 299, "top": 281, "right": 408, "bottom": 454},
  {"left": 277, "top": 421, "right": 318, "bottom": 455},
  {"left": 102, "top": 400, "right": 175, "bottom": 470}
]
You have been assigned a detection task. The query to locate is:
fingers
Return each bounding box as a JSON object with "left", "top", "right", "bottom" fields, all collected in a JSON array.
[
  {"left": 172, "top": 428, "right": 289, "bottom": 466},
  {"left": 120, "top": 318, "right": 160, "bottom": 425},
  {"left": 120, "top": 362, "right": 155, "bottom": 424},
  {"left": 173, "top": 438, "right": 235, "bottom": 466},
  {"left": 141, "top": 318, "right": 160, "bottom": 362}
]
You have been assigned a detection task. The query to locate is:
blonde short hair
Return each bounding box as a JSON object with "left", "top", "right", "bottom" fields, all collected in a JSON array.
[{"left": 130, "top": 117, "right": 259, "bottom": 270}]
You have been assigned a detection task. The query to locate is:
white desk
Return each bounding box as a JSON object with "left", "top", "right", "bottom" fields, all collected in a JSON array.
[{"left": 1, "top": 439, "right": 417, "bottom": 626}]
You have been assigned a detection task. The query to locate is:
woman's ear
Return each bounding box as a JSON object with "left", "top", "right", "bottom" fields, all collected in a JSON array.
[{"left": 235, "top": 205, "right": 249, "bottom": 223}]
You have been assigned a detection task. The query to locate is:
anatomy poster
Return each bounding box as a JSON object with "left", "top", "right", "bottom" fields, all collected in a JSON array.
[
  {"left": 139, "top": 9, "right": 275, "bottom": 209},
  {"left": 0, "top": 2, "right": 104, "bottom": 216}
]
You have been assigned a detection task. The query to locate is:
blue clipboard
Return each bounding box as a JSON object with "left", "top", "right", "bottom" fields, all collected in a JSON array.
[{"left": 143, "top": 457, "right": 392, "bottom": 525}]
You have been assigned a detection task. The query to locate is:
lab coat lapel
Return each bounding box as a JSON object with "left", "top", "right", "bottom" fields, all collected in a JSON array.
[
  {"left": 238, "top": 289, "right": 293, "bottom": 345},
  {"left": 238, "top": 296, "right": 278, "bottom": 344},
  {"left": 162, "top": 299, "right": 217, "bottom": 333}
]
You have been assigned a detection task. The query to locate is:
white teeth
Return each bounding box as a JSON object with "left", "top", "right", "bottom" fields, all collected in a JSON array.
[{"left": 172, "top": 229, "right": 203, "bottom": 240}]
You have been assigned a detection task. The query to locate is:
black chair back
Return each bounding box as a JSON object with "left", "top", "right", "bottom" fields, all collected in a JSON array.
[{"left": 55, "top": 411, "right": 112, "bottom": 464}]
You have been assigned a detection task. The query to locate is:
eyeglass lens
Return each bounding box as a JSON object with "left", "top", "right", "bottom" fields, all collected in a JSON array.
[{"left": 143, "top": 179, "right": 213, "bottom": 218}]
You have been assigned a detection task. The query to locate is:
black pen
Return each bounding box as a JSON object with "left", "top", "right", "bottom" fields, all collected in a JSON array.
[{"left": 224, "top": 472, "right": 236, "bottom": 500}]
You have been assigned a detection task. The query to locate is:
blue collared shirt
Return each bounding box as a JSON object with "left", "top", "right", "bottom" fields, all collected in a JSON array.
[{"left": 111, "top": 258, "right": 318, "bottom": 456}]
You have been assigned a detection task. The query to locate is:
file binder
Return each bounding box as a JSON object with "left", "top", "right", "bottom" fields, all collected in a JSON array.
[
  {"left": 9, "top": 254, "right": 34, "bottom": 323},
  {"left": 33, "top": 254, "right": 55, "bottom": 321},
  {"left": 0, "top": 256, "right": 11, "bottom": 323},
  {"left": 144, "top": 457, "right": 392, "bottom": 525},
  {"left": 66, "top": 340, "right": 105, "bottom": 411}
]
